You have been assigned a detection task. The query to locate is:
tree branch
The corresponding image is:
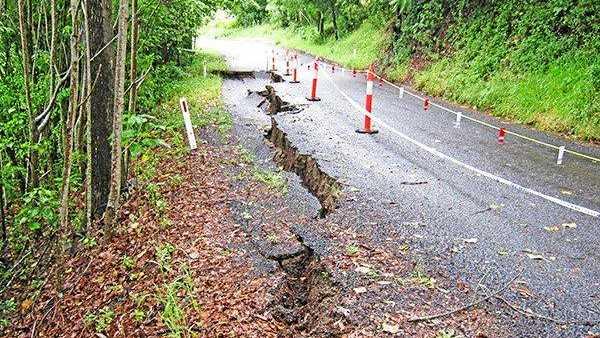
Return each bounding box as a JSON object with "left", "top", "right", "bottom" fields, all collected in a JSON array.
[{"left": 408, "top": 272, "right": 521, "bottom": 322}]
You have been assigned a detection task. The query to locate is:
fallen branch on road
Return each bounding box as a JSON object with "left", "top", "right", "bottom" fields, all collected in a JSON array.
[
  {"left": 408, "top": 272, "right": 521, "bottom": 322},
  {"left": 494, "top": 295, "right": 599, "bottom": 327}
]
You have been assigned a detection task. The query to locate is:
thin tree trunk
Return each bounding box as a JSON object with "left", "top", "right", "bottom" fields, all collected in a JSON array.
[
  {"left": 104, "top": 0, "right": 128, "bottom": 227},
  {"left": 0, "top": 151, "right": 7, "bottom": 262},
  {"left": 83, "top": 0, "right": 93, "bottom": 231},
  {"left": 128, "top": 0, "right": 138, "bottom": 115},
  {"left": 58, "top": 0, "right": 80, "bottom": 233},
  {"left": 88, "top": 0, "right": 114, "bottom": 220},
  {"left": 17, "top": 0, "right": 39, "bottom": 189},
  {"left": 49, "top": 0, "right": 57, "bottom": 93},
  {"left": 318, "top": 12, "right": 324, "bottom": 37},
  {"left": 122, "top": 0, "right": 138, "bottom": 192},
  {"left": 331, "top": 1, "right": 339, "bottom": 40}
]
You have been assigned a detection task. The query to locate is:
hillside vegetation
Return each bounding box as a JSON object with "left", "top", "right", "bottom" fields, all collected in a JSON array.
[{"left": 221, "top": 0, "right": 600, "bottom": 140}]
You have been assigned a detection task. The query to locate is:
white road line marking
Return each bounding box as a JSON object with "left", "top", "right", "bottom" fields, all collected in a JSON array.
[{"left": 319, "top": 70, "right": 600, "bottom": 218}]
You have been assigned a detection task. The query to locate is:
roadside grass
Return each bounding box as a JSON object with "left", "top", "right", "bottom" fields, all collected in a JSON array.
[
  {"left": 252, "top": 168, "right": 288, "bottom": 194},
  {"left": 209, "top": 22, "right": 599, "bottom": 140},
  {"left": 412, "top": 51, "right": 600, "bottom": 140},
  {"left": 161, "top": 54, "right": 231, "bottom": 138},
  {"left": 83, "top": 306, "right": 115, "bottom": 334},
  {"left": 132, "top": 51, "right": 230, "bottom": 186}
]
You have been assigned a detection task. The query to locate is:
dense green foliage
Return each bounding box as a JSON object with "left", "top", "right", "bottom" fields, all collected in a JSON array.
[
  {"left": 0, "top": 0, "right": 214, "bottom": 282},
  {"left": 222, "top": 0, "right": 600, "bottom": 139}
]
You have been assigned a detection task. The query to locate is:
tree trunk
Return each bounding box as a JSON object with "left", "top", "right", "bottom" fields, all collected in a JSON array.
[
  {"left": 49, "top": 0, "right": 57, "bottom": 97},
  {"left": 128, "top": 0, "right": 138, "bottom": 115},
  {"left": 83, "top": 0, "right": 93, "bottom": 231},
  {"left": 87, "top": 0, "right": 114, "bottom": 220},
  {"left": 104, "top": 0, "right": 128, "bottom": 227},
  {"left": 121, "top": 0, "right": 139, "bottom": 189},
  {"left": 58, "top": 0, "right": 80, "bottom": 234},
  {"left": 0, "top": 152, "right": 7, "bottom": 262},
  {"left": 331, "top": 1, "right": 339, "bottom": 40},
  {"left": 17, "top": 0, "right": 39, "bottom": 189}
]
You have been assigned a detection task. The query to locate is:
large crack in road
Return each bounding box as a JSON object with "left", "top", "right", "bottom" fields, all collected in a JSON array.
[
  {"left": 210, "top": 37, "right": 600, "bottom": 336},
  {"left": 267, "top": 118, "right": 342, "bottom": 217}
]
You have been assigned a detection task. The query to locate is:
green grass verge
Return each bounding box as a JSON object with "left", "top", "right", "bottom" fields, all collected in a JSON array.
[
  {"left": 159, "top": 53, "right": 231, "bottom": 137},
  {"left": 410, "top": 51, "right": 600, "bottom": 140}
]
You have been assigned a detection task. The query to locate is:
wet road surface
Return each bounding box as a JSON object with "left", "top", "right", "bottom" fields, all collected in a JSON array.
[{"left": 197, "top": 37, "right": 600, "bottom": 335}]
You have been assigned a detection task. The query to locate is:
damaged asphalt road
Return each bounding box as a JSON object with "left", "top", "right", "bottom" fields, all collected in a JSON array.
[{"left": 198, "top": 37, "right": 600, "bottom": 336}]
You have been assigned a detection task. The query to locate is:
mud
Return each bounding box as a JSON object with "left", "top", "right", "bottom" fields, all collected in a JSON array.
[{"left": 269, "top": 234, "right": 348, "bottom": 337}]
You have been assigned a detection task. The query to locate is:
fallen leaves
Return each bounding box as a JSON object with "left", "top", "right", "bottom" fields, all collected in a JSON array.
[
  {"left": 355, "top": 266, "right": 372, "bottom": 274},
  {"left": 543, "top": 226, "right": 560, "bottom": 233},
  {"left": 353, "top": 287, "right": 367, "bottom": 294},
  {"left": 382, "top": 322, "right": 400, "bottom": 334},
  {"left": 20, "top": 298, "right": 33, "bottom": 313},
  {"left": 543, "top": 222, "right": 576, "bottom": 234},
  {"left": 523, "top": 250, "right": 556, "bottom": 262}
]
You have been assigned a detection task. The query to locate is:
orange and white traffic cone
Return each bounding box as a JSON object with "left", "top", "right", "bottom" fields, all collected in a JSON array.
[
  {"left": 356, "top": 65, "right": 379, "bottom": 134},
  {"left": 306, "top": 59, "right": 321, "bottom": 101}
]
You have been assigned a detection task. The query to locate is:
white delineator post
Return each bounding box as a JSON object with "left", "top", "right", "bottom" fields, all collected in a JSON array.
[
  {"left": 454, "top": 112, "right": 462, "bottom": 128},
  {"left": 557, "top": 146, "right": 565, "bottom": 165},
  {"left": 399, "top": 86, "right": 404, "bottom": 98},
  {"left": 179, "top": 97, "right": 197, "bottom": 150},
  {"left": 271, "top": 49, "right": 276, "bottom": 71},
  {"left": 203, "top": 62, "right": 207, "bottom": 77}
]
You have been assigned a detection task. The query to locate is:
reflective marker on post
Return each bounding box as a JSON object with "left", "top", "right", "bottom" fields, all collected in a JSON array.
[
  {"left": 306, "top": 59, "right": 321, "bottom": 101},
  {"left": 399, "top": 86, "right": 404, "bottom": 98},
  {"left": 557, "top": 146, "right": 565, "bottom": 165},
  {"left": 356, "top": 65, "right": 379, "bottom": 134},
  {"left": 454, "top": 112, "right": 462, "bottom": 128},
  {"left": 290, "top": 54, "right": 300, "bottom": 83},
  {"left": 497, "top": 128, "right": 506, "bottom": 144},
  {"left": 179, "top": 97, "right": 197, "bottom": 151}
]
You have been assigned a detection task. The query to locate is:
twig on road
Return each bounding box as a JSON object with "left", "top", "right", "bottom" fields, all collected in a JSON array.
[
  {"left": 408, "top": 272, "right": 521, "bottom": 322},
  {"left": 494, "top": 295, "right": 599, "bottom": 327}
]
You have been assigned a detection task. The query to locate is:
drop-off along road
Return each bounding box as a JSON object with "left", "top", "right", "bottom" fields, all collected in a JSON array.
[{"left": 197, "top": 37, "right": 600, "bottom": 337}]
